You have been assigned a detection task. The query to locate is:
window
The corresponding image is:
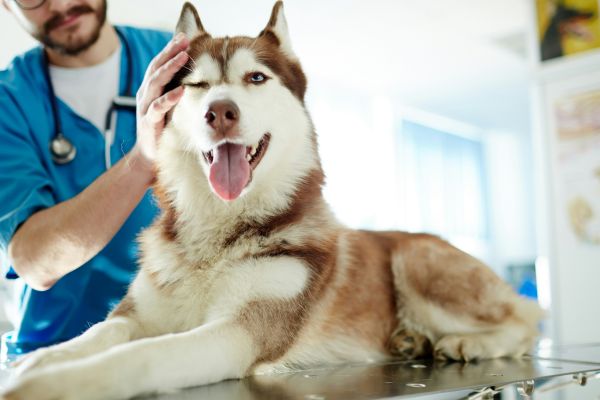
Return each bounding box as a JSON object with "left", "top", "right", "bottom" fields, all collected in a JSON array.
[
  {"left": 312, "top": 91, "right": 491, "bottom": 260},
  {"left": 396, "top": 120, "right": 490, "bottom": 257}
]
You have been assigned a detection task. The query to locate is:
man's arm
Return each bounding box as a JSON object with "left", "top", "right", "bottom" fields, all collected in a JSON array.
[{"left": 8, "top": 33, "right": 190, "bottom": 291}]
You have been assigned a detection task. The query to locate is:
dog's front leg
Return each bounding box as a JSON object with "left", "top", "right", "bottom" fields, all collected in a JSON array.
[
  {"left": 2, "top": 318, "right": 257, "bottom": 400},
  {"left": 12, "top": 316, "right": 143, "bottom": 377}
]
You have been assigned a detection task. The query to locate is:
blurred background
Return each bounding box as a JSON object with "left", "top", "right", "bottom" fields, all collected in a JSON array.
[{"left": 1, "top": 0, "right": 599, "bottom": 357}]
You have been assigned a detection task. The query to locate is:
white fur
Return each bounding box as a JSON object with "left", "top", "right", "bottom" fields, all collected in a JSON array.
[
  {"left": 182, "top": 53, "right": 221, "bottom": 87},
  {"left": 12, "top": 317, "right": 140, "bottom": 376},
  {"left": 268, "top": 4, "right": 297, "bottom": 60},
  {"left": 7, "top": 319, "right": 255, "bottom": 400},
  {"left": 176, "top": 5, "right": 202, "bottom": 39},
  {"left": 171, "top": 47, "right": 315, "bottom": 207},
  {"left": 131, "top": 253, "right": 309, "bottom": 336}
]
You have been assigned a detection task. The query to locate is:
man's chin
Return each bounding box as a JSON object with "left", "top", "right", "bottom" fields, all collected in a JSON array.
[
  {"left": 44, "top": 24, "right": 103, "bottom": 56},
  {"left": 39, "top": 1, "right": 107, "bottom": 57}
]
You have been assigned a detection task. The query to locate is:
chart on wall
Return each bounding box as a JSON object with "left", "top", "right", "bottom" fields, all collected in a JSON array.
[{"left": 552, "top": 89, "right": 600, "bottom": 245}]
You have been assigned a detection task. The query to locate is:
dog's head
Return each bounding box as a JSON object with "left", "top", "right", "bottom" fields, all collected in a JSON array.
[{"left": 163, "top": 2, "right": 319, "bottom": 205}]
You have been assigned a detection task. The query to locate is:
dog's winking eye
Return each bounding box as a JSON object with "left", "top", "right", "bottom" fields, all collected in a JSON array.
[
  {"left": 185, "top": 81, "right": 210, "bottom": 89},
  {"left": 245, "top": 72, "right": 269, "bottom": 85}
]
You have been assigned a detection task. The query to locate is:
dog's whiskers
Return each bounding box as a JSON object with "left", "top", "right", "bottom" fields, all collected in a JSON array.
[
  {"left": 179, "top": 64, "right": 195, "bottom": 74},
  {"left": 187, "top": 56, "right": 198, "bottom": 69}
]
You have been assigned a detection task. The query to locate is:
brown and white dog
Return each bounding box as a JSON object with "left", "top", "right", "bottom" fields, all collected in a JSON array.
[{"left": 2, "top": 3, "right": 544, "bottom": 399}]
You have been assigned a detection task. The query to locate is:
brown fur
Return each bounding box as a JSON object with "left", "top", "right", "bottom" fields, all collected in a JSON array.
[
  {"left": 144, "top": 265, "right": 173, "bottom": 293},
  {"left": 151, "top": 181, "right": 178, "bottom": 242},
  {"left": 240, "top": 236, "right": 338, "bottom": 367},
  {"left": 159, "top": 209, "right": 178, "bottom": 243},
  {"left": 223, "top": 168, "right": 325, "bottom": 247},
  {"left": 109, "top": 296, "right": 135, "bottom": 318},
  {"left": 166, "top": 34, "right": 306, "bottom": 101},
  {"left": 322, "top": 230, "right": 397, "bottom": 350},
  {"left": 255, "top": 239, "right": 337, "bottom": 364},
  {"left": 389, "top": 233, "right": 517, "bottom": 325}
]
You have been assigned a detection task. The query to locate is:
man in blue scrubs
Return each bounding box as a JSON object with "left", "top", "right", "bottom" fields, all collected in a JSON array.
[{"left": 0, "top": 0, "right": 189, "bottom": 359}]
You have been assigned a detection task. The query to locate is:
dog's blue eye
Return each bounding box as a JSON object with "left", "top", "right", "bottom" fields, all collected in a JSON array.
[{"left": 248, "top": 72, "right": 268, "bottom": 84}]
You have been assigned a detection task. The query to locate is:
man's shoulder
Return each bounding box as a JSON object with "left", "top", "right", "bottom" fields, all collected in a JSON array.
[{"left": 0, "top": 47, "right": 43, "bottom": 96}]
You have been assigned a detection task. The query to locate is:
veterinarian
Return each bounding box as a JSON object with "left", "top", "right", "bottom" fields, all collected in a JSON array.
[{"left": 0, "top": 0, "right": 189, "bottom": 360}]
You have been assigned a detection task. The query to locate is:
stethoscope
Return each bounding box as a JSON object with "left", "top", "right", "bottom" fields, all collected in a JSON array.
[{"left": 45, "top": 28, "right": 136, "bottom": 169}]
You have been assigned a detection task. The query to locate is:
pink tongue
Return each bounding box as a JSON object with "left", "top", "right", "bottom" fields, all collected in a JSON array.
[{"left": 209, "top": 143, "right": 250, "bottom": 201}]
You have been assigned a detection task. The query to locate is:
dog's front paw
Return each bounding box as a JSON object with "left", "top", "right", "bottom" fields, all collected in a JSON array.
[
  {"left": 12, "top": 347, "right": 74, "bottom": 378},
  {"left": 2, "top": 370, "right": 69, "bottom": 400},
  {"left": 434, "top": 335, "right": 486, "bottom": 362},
  {"left": 4, "top": 357, "right": 135, "bottom": 400}
]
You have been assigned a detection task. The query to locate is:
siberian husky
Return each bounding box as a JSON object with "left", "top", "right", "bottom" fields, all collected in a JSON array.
[{"left": 2, "top": 2, "right": 543, "bottom": 399}]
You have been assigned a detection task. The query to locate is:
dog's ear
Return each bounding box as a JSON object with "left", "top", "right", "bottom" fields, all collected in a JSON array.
[
  {"left": 260, "top": 1, "right": 296, "bottom": 58},
  {"left": 176, "top": 2, "right": 209, "bottom": 39}
]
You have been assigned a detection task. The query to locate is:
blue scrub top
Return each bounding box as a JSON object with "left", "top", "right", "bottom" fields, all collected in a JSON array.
[{"left": 0, "top": 26, "right": 171, "bottom": 357}]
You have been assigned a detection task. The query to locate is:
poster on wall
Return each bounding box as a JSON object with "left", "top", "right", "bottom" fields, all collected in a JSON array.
[
  {"left": 553, "top": 89, "right": 600, "bottom": 245},
  {"left": 536, "top": 0, "right": 600, "bottom": 61}
]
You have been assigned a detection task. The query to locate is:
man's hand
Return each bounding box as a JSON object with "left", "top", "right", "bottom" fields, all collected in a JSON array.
[{"left": 131, "top": 32, "right": 190, "bottom": 176}]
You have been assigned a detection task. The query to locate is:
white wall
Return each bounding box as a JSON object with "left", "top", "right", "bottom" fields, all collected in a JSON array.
[
  {"left": 483, "top": 131, "right": 537, "bottom": 270},
  {"left": 533, "top": 62, "right": 600, "bottom": 345},
  {"left": 527, "top": 0, "right": 600, "bottom": 345}
]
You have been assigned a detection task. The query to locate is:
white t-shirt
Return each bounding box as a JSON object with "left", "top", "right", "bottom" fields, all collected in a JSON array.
[{"left": 49, "top": 46, "right": 121, "bottom": 134}]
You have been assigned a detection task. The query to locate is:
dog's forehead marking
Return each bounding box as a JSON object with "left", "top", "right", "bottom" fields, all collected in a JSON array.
[
  {"left": 222, "top": 38, "right": 229, "bottom": 67},
  {"left": 184, "top": 53, "right": 221, "bottom": 83},
  {"left": 226, "top": 48, "right": 271, "bottom": 80}
]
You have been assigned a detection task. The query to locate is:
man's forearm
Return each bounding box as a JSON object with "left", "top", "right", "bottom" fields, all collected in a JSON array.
[{"left": 8, "top": 148, "right": 155, "bottom": 291}]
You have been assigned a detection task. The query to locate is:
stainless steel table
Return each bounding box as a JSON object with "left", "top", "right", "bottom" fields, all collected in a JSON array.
[{"left": 1, "top": 344, "right": 600, "bottom": 399}]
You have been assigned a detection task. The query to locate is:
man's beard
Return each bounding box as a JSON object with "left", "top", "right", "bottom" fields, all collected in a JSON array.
[{"left": 35, "top": 1, "right": 107, "bottom": 56}]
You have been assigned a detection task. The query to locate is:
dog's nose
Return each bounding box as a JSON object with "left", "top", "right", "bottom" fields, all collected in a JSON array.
[{"left": 205, "top": 100, "right": 240, "bottom": 136}]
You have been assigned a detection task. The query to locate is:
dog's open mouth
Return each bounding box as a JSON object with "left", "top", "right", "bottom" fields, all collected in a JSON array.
[{"left": 203, "top": 133, "right": 271, "bottom": 201}]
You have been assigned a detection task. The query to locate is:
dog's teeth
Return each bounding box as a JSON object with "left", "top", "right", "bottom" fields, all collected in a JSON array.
[
  {"left": 246, "top": 154, "right": 252, "bottom": 162},
  {"left": 250, "top": 146, "right": 257, "bottom": 156}
]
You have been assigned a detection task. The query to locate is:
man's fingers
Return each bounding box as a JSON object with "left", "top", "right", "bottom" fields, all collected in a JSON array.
[
  {"left": 142, "top": 51, "right": 189, "bottom": 112},
  {"left": 146, "top": 32, "right": 190, "bottom": 77},
  {"left": 146, "top": 86, "right": 185, "bottom": 125},
  {"left": 139, "top": 51, "right": 188, "bottom": 115}
]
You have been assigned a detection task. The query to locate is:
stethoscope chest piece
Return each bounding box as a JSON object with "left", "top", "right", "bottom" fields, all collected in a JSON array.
[{"left": 50, "top": 133, "right": 76, "bottom": 164}]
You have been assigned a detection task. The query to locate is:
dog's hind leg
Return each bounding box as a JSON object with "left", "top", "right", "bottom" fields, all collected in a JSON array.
[
  {"left": 388, "top": 233, "right": 543, "bottom": 362},
  {"left": 433, "top": 323, "right": 535, "bottom": 361},
  {"left": 13, "top": 297, "right": 143, "bottom": 376}
]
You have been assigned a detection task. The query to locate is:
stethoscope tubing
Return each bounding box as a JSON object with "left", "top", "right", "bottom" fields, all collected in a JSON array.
[{"left": 46, "top": 27, "right": 136, "bottom": 168}]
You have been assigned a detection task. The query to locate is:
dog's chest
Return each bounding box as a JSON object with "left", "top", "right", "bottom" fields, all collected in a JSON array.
[{"left": 132, "top": 255, "right": 309, "bottom": 335}]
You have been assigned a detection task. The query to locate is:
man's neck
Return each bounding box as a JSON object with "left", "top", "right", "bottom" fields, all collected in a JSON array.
[{"left": 46, "top": 24, "right": 119, "bottom": 68}]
